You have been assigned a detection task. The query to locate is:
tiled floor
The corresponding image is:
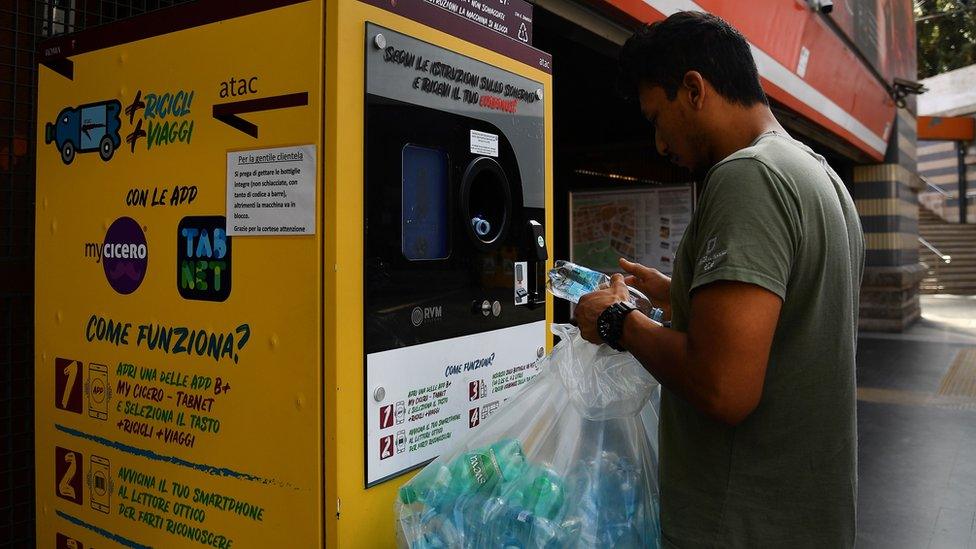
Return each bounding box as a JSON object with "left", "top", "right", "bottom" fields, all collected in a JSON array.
[{"left": 856, "top": 296, "right": 976, "bottom": 548}]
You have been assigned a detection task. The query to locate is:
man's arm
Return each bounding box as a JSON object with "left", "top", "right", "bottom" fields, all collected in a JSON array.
[{"left": 576, "top": 275, "right": 781, "bottom": 426}]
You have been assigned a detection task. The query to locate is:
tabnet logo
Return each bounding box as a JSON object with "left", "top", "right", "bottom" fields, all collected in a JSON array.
[
  {"left": 177, "top": 216, "right": 231, "bottom": 302},
  {"left": 102, "top": 217, "right": 148, "bottom": 295}
]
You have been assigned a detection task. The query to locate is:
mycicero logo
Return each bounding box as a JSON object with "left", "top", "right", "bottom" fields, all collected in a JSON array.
[{"left": 101, "top": 217, "right": 148, "bottom": 294}]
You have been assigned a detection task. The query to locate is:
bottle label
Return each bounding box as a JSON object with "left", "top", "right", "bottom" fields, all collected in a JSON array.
[{"left": 467, "top": 448, "right": 504, "bottom": 486}]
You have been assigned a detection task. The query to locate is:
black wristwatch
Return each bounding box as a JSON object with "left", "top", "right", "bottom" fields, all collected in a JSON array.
[{"left": 597, "top": 301, "right": 638, "bottom": 351}]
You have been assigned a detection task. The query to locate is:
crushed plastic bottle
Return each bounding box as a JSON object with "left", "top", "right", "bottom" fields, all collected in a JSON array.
[
  {"left": 547, "top": 260, "right": 665, "bottom": 324},
  {"left": 500, "top": 463, "right": 566, "bottom": 520},
  {"left": 399, "top": 463, "right": 453, "bottom": 507},
  {"left": 488, "top": 503, "right": 561, "bottom": 548},
  {"left": 441, "top": 439, "right": 527, "bottom": 498},
  {"left": 400, "top": 440, "right": 659, "bottom": 548}
]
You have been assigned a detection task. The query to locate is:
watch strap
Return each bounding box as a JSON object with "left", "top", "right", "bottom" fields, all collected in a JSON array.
[{"left": 597, "top": 301, "right": 637, "bottom": 351}]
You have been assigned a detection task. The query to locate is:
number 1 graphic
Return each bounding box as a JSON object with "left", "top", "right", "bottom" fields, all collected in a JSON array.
[{"left": 60, "top": 361, "right": 78, "bottom": 409}]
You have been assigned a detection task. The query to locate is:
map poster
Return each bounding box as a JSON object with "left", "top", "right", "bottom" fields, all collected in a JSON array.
[{"left": 570, "top": 186, "right": 694, "bottom": 276}]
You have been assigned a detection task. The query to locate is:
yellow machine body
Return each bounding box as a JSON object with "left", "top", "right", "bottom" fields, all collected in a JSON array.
[{"left": 35, "top": 0, "right": 552, "bottom": 546}]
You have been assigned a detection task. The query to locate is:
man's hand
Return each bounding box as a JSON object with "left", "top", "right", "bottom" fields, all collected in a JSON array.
[
  {"left": 619, "top": 258, "right": 672, "bottom": 320},
  {"left": 575, "top": 273, "right": 630, "bottom": 344}
]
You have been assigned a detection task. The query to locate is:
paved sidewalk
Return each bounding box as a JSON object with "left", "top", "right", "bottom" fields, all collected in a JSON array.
[{"left": 856, "top": 296, "right": 976, "bottom": 549}]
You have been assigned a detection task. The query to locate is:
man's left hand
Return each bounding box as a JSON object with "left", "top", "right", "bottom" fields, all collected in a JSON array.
[{"left": 576, "top": 273, "right": 630, "bottom": 344}]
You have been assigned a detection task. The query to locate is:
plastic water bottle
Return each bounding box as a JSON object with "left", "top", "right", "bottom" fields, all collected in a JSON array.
[
  {"left": 410, "top": 507, "right": 460, "bottom": 549},
  {"left": 450, "top": 493, "right": 496, "bottom": 547},
  {"left": 488, "top": 503, "right": 561, "bottom": 548},
  {"left": 399, "top": 463, "right": 453, "bottom": 506},
  {"left": 596, "top": 452, "right": 653, "bottom": 547},
  {"left": 562, "top": 465, "right": 601, "bottom": 546},
  {"left": 547, "top": 260, "right": 665, "bottom": 323},
  {"left": 491, "top": 439, "right": 528, "bottom": 481},
  {"left": 446, "top": 439, "right": 527, "bottom": 497},
  {"left": 447, "top": 450, "right": 500, "bottom": 496},
  {"left": 519, "top": 465, "right": 566, "bottom": 520},
  {"left": 555, "top": 451, "right": 654, "bottom": 548}
]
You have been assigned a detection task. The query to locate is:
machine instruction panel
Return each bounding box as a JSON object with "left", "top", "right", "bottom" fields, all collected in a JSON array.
[
  {"left": 363, "top": 24, "right": 548, "bottom": 484},
  {"left": 34, "top": 3, "right": 322, "bottom": 547}
]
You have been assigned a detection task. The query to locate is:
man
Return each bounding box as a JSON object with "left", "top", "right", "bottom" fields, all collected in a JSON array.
[{"left": 574, "top": 12, "right": 865, "bottom": 548}]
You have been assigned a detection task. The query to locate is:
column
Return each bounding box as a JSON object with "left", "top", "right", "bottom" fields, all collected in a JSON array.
[{"left": 854, "top": 105, "right": 926, "bottom": 332}]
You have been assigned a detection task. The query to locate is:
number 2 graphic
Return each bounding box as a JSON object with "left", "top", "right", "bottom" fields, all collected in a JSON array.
[
  {"left": 380, "top": 435, "right": 394, "bottom": 460},
  {"left": 58, "top": 451, "right": 77, "bottom": 499}
]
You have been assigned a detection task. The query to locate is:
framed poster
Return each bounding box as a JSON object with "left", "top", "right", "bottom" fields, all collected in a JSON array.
[{"left": 569, "top": 185, "right": 694, "bottom": 276}]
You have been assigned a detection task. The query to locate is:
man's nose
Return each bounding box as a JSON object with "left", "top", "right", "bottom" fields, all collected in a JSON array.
[{"left": 655, "top": 130, "right": 668, "bottom": 157}]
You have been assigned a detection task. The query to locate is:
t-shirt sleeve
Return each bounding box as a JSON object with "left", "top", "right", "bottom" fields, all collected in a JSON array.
[{"left": 689, "top": 158, "right": 800, "bottom": 300}]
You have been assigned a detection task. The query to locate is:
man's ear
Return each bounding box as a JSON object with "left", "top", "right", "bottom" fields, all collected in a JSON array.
[{"left": 682, "top": 71, "right": 706, "bottom": 111}]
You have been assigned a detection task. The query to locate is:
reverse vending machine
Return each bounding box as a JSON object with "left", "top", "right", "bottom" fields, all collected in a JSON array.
[{"left": 34, "top": 0, "right": 552, "bottom": 546}]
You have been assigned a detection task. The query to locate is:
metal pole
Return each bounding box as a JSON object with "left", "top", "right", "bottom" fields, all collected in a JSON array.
[{"left": 959, "top": 141, "right": 968, "bottom": 224}]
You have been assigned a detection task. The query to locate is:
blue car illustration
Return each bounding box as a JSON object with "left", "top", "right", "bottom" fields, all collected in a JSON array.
[{"left": 45, "top": 100, "right": 122, "bottom": 165}]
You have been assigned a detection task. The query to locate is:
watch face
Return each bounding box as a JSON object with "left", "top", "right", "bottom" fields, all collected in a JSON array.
[{"left": 597, "top": 304, "right": 622, "bottom": 350}]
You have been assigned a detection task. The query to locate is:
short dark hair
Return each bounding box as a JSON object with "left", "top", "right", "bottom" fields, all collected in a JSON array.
[{"left": 618, "top": 11, "right": 768, "bottom": 107}]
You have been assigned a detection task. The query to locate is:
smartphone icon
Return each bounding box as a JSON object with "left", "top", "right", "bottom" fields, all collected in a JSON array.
[
  {"left": 395, "top": 430, "right": 407, "bottom": 455},
  {"left": 88, "top": 363, "right": 109, "bottom": 420},
  {"left": 90, "top": 455, "right": 110, "bottom": 513}
]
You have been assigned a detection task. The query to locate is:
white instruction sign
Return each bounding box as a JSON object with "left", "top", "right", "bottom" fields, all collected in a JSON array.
[
  {"left": 227, "top": 144, "right": 316, "bottom": 236},
  {"left": 470, "top": 130, "right": 499, "bottom": 157},
  {"left": 366, "top": 321, "right": 545, "bottom": 485}
]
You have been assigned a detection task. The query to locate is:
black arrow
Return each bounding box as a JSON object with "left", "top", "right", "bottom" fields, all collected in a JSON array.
[
  {"left": 81, "top": 122, "right": 106, "bottom": 140},
  {"left": 212, "top": 92, "right": 309, "bottom": 138}
]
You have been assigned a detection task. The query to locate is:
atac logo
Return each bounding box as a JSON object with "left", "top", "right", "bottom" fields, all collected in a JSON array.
[
  {"left": 411, "top": 305, "right": 443, "bottom": 327},
  {"left": 101, "top": 217, "right": 148, "bottom": 295}
]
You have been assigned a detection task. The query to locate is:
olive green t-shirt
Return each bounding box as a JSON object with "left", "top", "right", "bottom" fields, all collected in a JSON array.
[{"left": 662, "top": 133, "right": 864, "bottom": 548}]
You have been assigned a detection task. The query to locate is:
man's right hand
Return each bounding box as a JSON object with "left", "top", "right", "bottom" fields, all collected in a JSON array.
[{"left": 619, "top": 258, "right": 672, "bottom": 320}]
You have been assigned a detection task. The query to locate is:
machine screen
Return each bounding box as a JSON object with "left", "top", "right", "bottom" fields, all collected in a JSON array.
[{"left": 402, "top": 144, "right": 450, "bottom": 260}]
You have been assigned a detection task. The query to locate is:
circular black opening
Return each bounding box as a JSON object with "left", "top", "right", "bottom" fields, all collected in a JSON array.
[{"left": 460, "top": 157, "right": 512, "bottom": 251}]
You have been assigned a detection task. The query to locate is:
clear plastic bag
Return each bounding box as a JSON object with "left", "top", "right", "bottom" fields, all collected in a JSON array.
[{"left": 396, "top": 323, "right": 661, "bottom": 548}]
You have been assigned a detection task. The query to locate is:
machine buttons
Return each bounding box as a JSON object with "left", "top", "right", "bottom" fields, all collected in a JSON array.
[{"left": 492, "top": 301, "right": 502, "bottom": 317}]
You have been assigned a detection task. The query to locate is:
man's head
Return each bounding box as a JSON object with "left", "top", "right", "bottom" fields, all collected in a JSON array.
[{"left": 619, "top": 12, "right": 768, "bottom": 175}]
